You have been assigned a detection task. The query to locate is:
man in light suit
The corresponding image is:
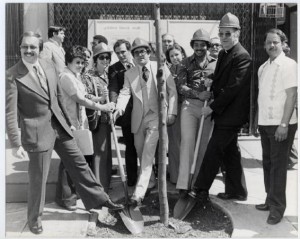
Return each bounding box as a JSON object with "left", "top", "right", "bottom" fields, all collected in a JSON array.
[
  {"left": 6, "top": 31, "right": 123, "bottom": 235},
  {"left": 114, "top": 38, "right": 178, "bottom": 206},
  {"left": 39, "top": 26, "right": 66, "bottom": 73}
]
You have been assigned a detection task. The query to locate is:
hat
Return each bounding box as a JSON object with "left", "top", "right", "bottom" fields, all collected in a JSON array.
[
  {"left": 191, "top": 28, "right": 211, "bottom": 43},
  {"left": 93, "top": 35, "right": 108, "bottom": 45},
  {"left": 211, "top": 37, "right": 221, "bottom": 45},
  {"left": 219, "top": 12, "right": 241, "bottom": 29},
  {"left": 131, "top": 38, "right": 150, "bottom": 54},
  {"left": 92, "top": 42, "right": 112, "bottom": 58}
]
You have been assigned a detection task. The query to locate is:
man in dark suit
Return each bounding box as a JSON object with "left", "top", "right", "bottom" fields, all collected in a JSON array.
[
  {"left": 6, "top": 31, "right": 123, "bottom": 235},
  {"left": 189, "top": 12, "right": 251, "bottom": 202},
  {"left": 108, "top": 39, "right": 138, "bottom": 186}
]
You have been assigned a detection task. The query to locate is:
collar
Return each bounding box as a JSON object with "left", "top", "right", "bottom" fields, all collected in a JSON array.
[
  {"left": 189, "top": 53, "right": 216, "bottom": 64},
  {"left": 22, "top": 59, "right": 42, "bottom": 72},
  {"left": 121, "top": 60, "right": 135, "bottom": 69},
  {"left": 49, "top": 38, "right": 62, "bottom": 47},
  {"left": 268, "top": 51, "right": 285, "bottom": 66},
  {"left": 138, "top": 61, "right": 150, "bottom": 72},
  {"left": 224, "top": 42, "right": 239, "bottom": 54},
  {"left": 64, "top": 66, "right": 81, "bottom": 79}
]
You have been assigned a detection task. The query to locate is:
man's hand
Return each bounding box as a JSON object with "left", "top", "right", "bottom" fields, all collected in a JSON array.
[
  {"left": 204, "top": 78, "right": 213, "bottom": 88},
  {"left": 275, "top": 126, "right": 288, "bottom": 142},
  {"left": 102, "top": 102, "right": 115, "bottom": 112},
  {"left": 198, "top": 91, "right": 211, "bottom": 101},
  {"left": 12, "top": 146, "right": 26, "bottom": 159},
  {"left": 167, "top": 115, "right": 176, "bottom": 126},
  {"left": 201, "top": 106, "right": 213, "bottom": 118}
]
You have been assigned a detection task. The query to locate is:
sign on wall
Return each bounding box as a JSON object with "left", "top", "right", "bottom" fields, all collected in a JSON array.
[{"left": 88, "top": 19, "right": 220, "bottom": 63}]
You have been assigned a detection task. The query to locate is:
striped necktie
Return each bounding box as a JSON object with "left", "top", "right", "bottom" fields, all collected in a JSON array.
[{"left": 33, "top": 65, "right": 48, "bottom": 94}]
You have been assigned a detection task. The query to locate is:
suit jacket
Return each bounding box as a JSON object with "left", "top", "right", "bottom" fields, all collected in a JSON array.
[
  {"left": 40, "top": 39, "right": 66, "bottom": 74},
  {"left": 6, "top": 59, "right": 73, "bottom": 152},
  {"left": 210, "top": 42, "right": 252, "bottom": 127},
  {"left": 116, "top": 61, "right": 178, "bottom": 134},
  {"left": 108, "top": 61, "right": 133, "bottom": 127}
]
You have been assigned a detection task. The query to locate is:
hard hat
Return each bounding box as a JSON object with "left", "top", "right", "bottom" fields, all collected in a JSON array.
[
  {"left": 131, "top": 38, "right": 150, "bottom": 54},
  {"left": 219, "top": 12, "right": 241, "bottom": 29},
  {"left": 92, "top": 42, "right": 112, "bottom": 58},
  {"left": 191, "top": 28, "right": 211, "bottom": 43}
]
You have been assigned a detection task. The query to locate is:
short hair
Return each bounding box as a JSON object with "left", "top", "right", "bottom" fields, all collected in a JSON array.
[
  {"left": 93, "top": 35, "right": 108, "bottom": 45},
  {"left": 264, "top": 28, "right": 288, "bottom": 43},
  {"left": 162, "top": 33, "right": 175, "bottom": 41},
  {"left": 113, "top": 39, "right": 131, "bottom": 52},
  {"left": 20, "top": 31, "right": 43, "bottom": 52},
  {"left": 83, "top": 47, "right": 92, "bottom": 57},
  {"left": 65, "top": 45, "right": 86, "bottom": 64},
  {"left": 165, "top": 43, "right": 186, "bottom": 64},
  {"left": 48, "top": 26, "right": 66, "bottom": 39}
]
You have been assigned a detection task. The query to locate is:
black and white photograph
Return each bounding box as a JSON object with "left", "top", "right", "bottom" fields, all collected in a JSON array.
[{"left": 3, "top": 1, "right": 298, "bottom": 238}]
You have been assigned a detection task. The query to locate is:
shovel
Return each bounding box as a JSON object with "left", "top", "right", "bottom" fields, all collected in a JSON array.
[
  {"left": 173, "top": 87, "right": 211, "bottom": 220},
  {"left": 106, "top": 95, "right": 144, "bottom": 234}
]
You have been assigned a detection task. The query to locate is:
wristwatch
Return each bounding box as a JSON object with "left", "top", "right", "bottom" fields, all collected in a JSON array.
[{"left": 280, "top": 123, "right": 287, "bottom": 128}]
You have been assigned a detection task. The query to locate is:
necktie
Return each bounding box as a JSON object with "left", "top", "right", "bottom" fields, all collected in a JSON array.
[
  {"left": 126, "top": 63, "right": 133, "bottom": 70},
  {"left": 142, "top": 66, "right": 149, "bottom": 82},
  {"left": 33, "top": 65, "right": 48, "bottom": 93}
]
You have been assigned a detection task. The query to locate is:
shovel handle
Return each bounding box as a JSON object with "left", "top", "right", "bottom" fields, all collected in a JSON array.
[
  {"left": 189, "top": 86, "right": 211, "bottom": 178},
  {"left": 105, "top": 93, "right": 129, "bottom": 202}
]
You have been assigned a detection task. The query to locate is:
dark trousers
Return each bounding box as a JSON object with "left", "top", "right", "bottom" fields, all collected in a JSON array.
[
  {"left": 122, "top": 125, "right": 138, "bottom": 184},
  {"left": 288, "top": 124, "right": 298, "bottom": 165},
  {"left": 259, "top": 124, "right": 297, "bottom": 217},
  {"left": 193, "top": 126, "right": 247, "bottom": 197},
  {"left": 28, "top": 116, "right": 108, "bottom": 228}
]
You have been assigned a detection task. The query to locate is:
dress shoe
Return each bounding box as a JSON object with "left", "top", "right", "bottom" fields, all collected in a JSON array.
[
  {"left": 179, "top": 189, "right": 188, "bottom": 198},
  {"left": 217, "top": 192, "right": 247, "bottom": 201},
  {"left": 103, "top": 199, "right": 124, "bottom": 211},
  {"left": 128, "top": 198, "right": 142, "bottom": 208},
  {"left": 29, "top": 225, "right": 43, "bottom": 235},
  {"left": 267, "top": 214, "right": 282, "bottom": 225},
  {"left": 255, "top": 203, "right": 269, "bottom": 211},
  {"left": 188, "top": 190, "right": 210, "bottom": 203}
]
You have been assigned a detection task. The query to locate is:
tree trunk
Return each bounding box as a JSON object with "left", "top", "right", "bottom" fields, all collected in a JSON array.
[{"left": 154, "top": 3, "right": 169, "bottom": 226}]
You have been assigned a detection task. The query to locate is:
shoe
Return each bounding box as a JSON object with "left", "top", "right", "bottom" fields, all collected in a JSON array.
[
  {"left": 188, "top": 190, "right": 210, "bottom": 203},
  {"left": 56, "top": 202, "right": 77, "bottom": 211},
  {"left": 217, "top": 192, "right": 247, "bottom": 201},
  {"left": 103, "top": 199, "right": 124, "bottom": 211},
  {"left": 179, "top": 189, "right": 188, "bottom": 198},
  {"left": 29, "top": 225, "right": 43, "bottom": 235},
  {"left": 255, "top": 203, "right": 269, "bottom": 211},
  {"left": 267, "top": 214, "right": 282, "bottom": 225},
  {"left": 128, "top": 198, "right": 142, "bottom": 208}
]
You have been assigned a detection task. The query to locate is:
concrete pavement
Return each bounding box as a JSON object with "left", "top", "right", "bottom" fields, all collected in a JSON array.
[{"left": 5, "top": 133, "right": 298, "bottom": 238}]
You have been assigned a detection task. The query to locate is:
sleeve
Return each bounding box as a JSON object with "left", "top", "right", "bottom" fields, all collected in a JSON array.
[
  {"left": 6, "top": 71, "right": 21, "bottom": 147},
  {"left": 283, "top": 60, "right": 298, "bottom": 89},
  {"left": 210, "top": 52, "right": 252, "bottom": 115},
  {"left": 115, "top": 71, "right": 131, "bottom": 112},
  {"left": 60, "top": 73, "right": 84, "bottom": 98},
  {"left": 39, "top": 43, "right": 52, "bottom": 60}
]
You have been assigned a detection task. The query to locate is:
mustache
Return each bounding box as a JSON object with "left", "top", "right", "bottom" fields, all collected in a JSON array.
[{"left": 24, "top": 52, "right": 34, "bottom": 56}]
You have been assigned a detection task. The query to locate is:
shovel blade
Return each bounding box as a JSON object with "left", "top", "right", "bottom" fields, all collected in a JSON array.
[
  {"left": 173, "top": 196, "right": 197, "bottom": 220},
  {"left": 119, "top": 206, "right": 144, "bottom": 234}
]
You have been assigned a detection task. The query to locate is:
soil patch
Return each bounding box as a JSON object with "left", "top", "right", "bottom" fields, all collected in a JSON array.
[{"left": 94, "top": 193, "right": 233, "bottom": 238}]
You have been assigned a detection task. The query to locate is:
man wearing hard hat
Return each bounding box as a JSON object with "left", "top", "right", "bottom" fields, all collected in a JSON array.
[
  {"left": 175, "top": 28, "right": 216, "bottom": 198},
  {"left": 189, "top": 12, "right": 252, "bottom": 203},
  {"left": 114, "top": 38, "right": 178, "bottom": 207}
]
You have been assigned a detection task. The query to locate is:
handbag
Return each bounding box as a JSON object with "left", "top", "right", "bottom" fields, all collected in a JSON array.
[
  {"left": 73, "top": 104, "right": 94, "bottom": 155},
  {"left": 86, "top": 77, "right": 101, "bottom": 131}
]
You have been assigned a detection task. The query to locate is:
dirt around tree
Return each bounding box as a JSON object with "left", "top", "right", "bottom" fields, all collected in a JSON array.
[{"left": 93, "top": 193, "right": 233, "bottom": 238}]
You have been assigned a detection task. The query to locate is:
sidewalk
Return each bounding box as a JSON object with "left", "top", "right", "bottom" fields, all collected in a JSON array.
[{"left": 5, "top": 134, "right": 298, "bottom": 238}]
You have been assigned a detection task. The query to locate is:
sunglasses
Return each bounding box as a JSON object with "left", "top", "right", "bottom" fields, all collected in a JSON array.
[
  {"left": 20, "top": 45, "right": 38, "bottom": 50},
  {"left": 134, "top": 49, "right": 147, "bottom": 57},
  {"left": 98, "top": 55, "right": 110, "bottom": 61},
  {"left": 218, "top": 32, "right": 234, "bottom": 38}
]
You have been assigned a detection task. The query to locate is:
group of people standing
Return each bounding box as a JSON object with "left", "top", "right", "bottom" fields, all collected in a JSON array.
[{"left": 5, "top": 11, "right": 297, "bottom": 235}]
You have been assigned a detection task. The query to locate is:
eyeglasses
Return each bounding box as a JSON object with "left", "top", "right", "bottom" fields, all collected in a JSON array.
[
  {"left": 134, "top": 49, "right": 147, "bottom": 57},
  {"left": 218, "top": 32, "right": 234, "bottom": 38},
  {"left": 98, "top": 55, "right": 110, "bottom": 61},
  {"left": 212, "top": 43, "right": 221, "bottom": 47},
  {"left": 20, "top": 45, "right": 38, "bottom": 50}
]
